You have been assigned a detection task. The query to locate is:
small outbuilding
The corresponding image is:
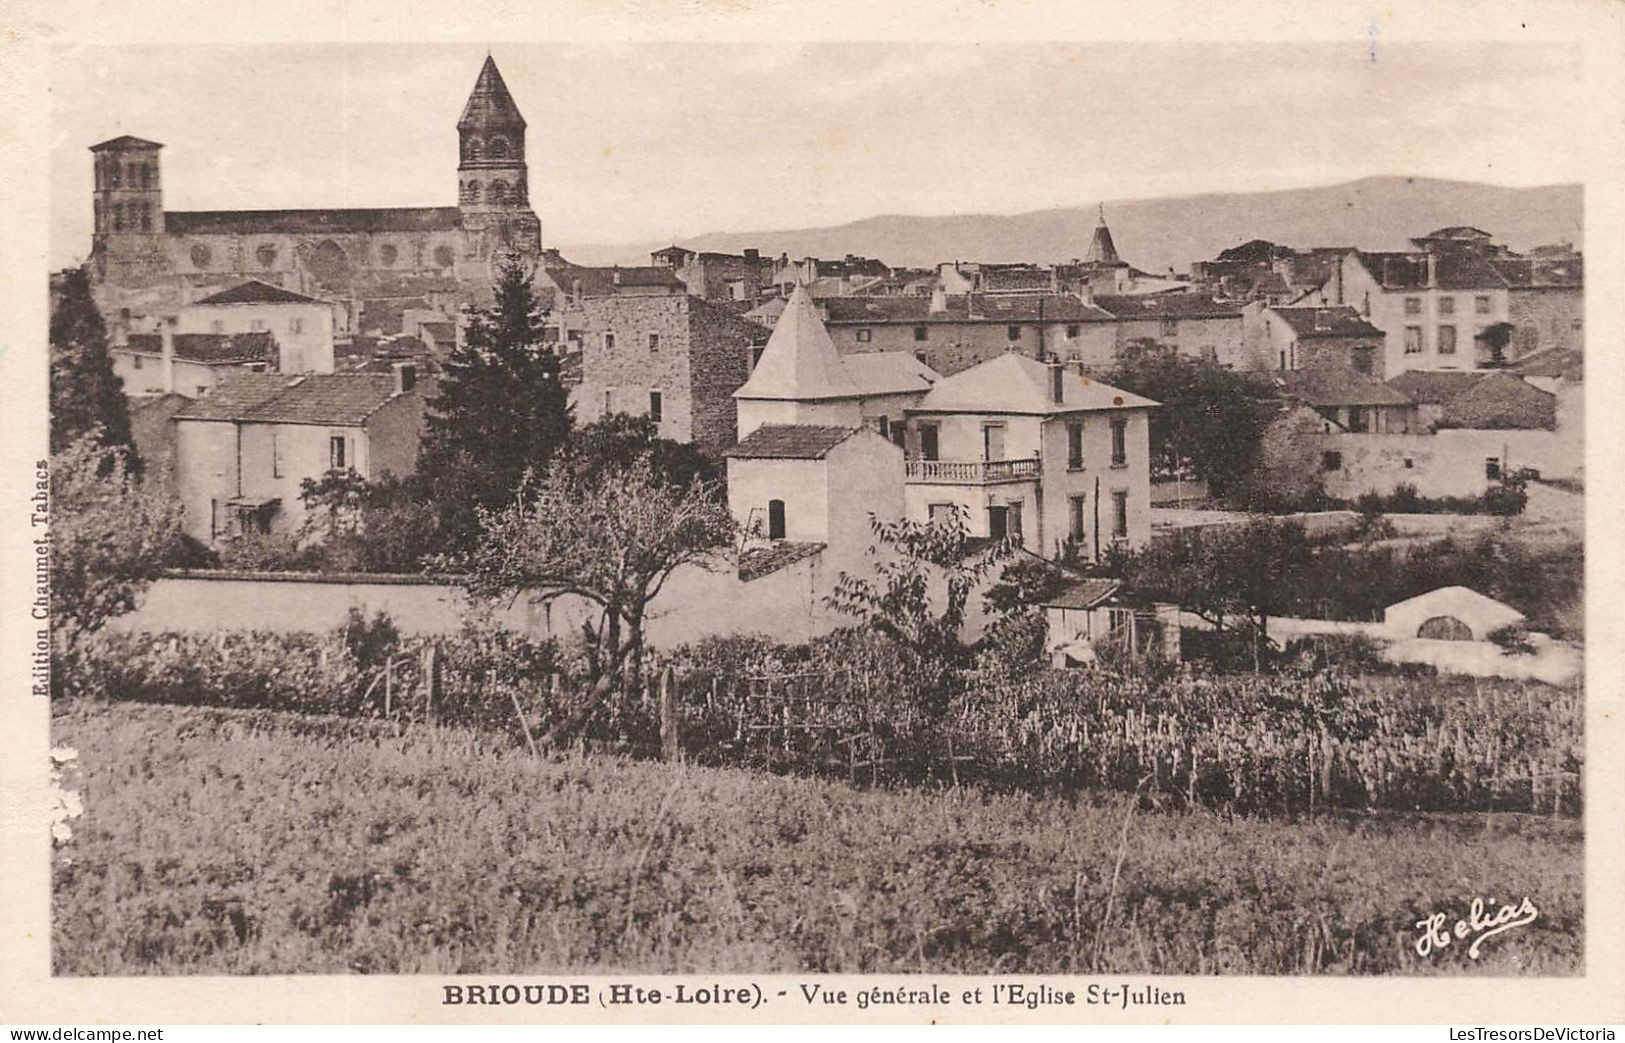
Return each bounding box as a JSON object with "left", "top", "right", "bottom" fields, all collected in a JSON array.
[{"left": 1383, "top": 586, "right": 1525, "bottom": 642}]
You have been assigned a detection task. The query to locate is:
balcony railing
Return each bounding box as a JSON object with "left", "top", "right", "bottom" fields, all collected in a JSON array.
[{"left": 904, "top": 457, "right": 1041, "bottom": 484}]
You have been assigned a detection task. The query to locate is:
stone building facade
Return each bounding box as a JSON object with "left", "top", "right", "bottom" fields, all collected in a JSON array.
[
  {"left": 562, "top": 295, "right": 772, "bottom": 453},
  {"left": 85, "top": 57, "right": 541, "bottom": 318}
]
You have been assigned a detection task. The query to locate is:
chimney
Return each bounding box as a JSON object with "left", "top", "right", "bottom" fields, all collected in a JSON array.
[
  {"left": 1048, "top": 359, "right": 1065, "bottom": 405},
  {"left": 612, "top": 268, "right": 622, "bottom": 286},
  {"left": 1314, "top": 308, "right": 1330, "bottom": 332},
  {"left": 160, "top": 315, "right": 176, "bottom": 394},
  {"left": 743, "top": 248, "right": 759, "bottom": 262},
  {"left": 393, "top": 361, "right": 417, "bottom": 394},
  {"left": 929, "top": 285, "right": 948, "bottom": 314}
]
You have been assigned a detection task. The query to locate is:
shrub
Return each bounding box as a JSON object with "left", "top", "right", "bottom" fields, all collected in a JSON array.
[
  {"left": 1282, "top": 632, "right": 1389, "bottom": 675},
  {"left": 1488, "top": 622, "right": 1538, "bottom": 656}
]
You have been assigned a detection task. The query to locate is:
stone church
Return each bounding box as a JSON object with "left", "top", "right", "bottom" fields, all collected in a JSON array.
[{"left": 85, "top": 56, "right": 542, "bottom": 321}]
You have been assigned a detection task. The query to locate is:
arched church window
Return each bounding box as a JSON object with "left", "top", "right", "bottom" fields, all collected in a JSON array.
[
  {"left": 191, "top": 243, "right": 213, "bottom": 268},
  {"left": 464, "top": 135, "right": 483, "bottom": 161},
  {"left": 257, "top": 244, "right": 278, "bottom": 268},
  {"left": 433, "top": 244, "right": 456, "bottom": 268},
  {"left": 511, "top": 180, "right": 526, "bottom": 204},
  {"left": 309, "top": 239, "right": 349, "bottom": 283},
  {"left": 138, "top": 204, "right": 151, "bottom": 231},
  {"left": 141, "top": 164, "right": 153, "bottom": 189},
  {"left": 112, "top": 204, "right": 124, "bottom": 232},
  {"left": 109, "top": 163, "right": 121, "bottom": 189},
  {"left": 465, "top": 181, "right": 481, "bottom": 204},
  {"left": 487, "top": 135, "right": 510, "bottom": 158},
  {"left": 128, "top": 163, "right": 141, "bottom": 187},
  {"left": 379, "top": 243, "right": 399, "bottom": 267},
  {"left": 489, "top": 180, "right": 508, "bottom": 205}
]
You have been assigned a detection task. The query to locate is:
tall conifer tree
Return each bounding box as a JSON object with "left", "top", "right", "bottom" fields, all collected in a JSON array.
[
  {"left": 49, "top": 268, "right": 138, "bottom": 466},
  {"left": 418, "top": 255, "right": 572, "bottom": 549}
]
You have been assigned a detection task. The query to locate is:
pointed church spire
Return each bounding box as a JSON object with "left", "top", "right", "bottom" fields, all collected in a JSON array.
[
  {"left": 1085, "top": 204, "right": 1123, "bottom": 267},
  {"left": 459, "top": 54, "right": 526, "bottom": 130},
  {"left": 734, "top": 285, "right": 856, "bottom": 401}
]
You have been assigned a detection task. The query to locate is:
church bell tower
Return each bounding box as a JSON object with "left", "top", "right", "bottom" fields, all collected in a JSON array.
[{"left": 457, "top": 56, "right": 540, "bottom": 258}]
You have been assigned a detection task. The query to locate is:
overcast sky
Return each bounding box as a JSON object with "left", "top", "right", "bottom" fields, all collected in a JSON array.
[{"left": 48, "top": 40, "right": 1581, "bottom": 266}]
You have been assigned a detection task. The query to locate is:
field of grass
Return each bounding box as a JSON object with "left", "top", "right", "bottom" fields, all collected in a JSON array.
[{"left": 52, "top": 701, "right": 1583, "bottom": 976}]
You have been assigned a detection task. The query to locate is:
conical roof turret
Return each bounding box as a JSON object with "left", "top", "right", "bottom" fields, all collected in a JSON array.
[{"left": 459, "top": 55, "right": 526, "bottom": 131}]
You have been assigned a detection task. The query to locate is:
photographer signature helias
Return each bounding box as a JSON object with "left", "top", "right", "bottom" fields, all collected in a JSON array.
[{"left": 1415, "top": 897, "right": 1540, "bottom": 959}]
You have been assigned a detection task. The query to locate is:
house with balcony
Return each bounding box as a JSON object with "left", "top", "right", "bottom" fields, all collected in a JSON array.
[
  {"left": 724, "top": 282, "right": 1156, "bottom": 564},
  {"left": 901, "top": 352, "right": 1158, "bottom": 559}
]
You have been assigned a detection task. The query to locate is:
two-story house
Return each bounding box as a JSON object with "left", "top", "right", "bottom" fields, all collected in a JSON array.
[
  {"left": 901, "top": 353, "right": 1157, "bottom": 558},
  {"left": 170, "top": 365, "right": 428, "bottom": 543}
]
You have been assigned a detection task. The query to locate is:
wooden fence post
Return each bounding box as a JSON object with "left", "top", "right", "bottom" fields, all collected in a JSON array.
[
  {"left": 422, "top": 642, "right": 439, "bottom": 723},
  {"left": 384, "top": 659, "right": 393, "bottom": 719},
  {"left": 660, "top": 666, "right": 680, "bottom": 762}
]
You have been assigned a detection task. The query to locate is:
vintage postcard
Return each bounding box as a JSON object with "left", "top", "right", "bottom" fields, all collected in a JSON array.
[{"left": 1, "top": 0, "right": 1622, "bottom": 1028}]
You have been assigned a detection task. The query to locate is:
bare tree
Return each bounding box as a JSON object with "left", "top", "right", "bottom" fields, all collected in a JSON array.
[{"left": 465, "top": 452, "right": 736, "bottom": 694}]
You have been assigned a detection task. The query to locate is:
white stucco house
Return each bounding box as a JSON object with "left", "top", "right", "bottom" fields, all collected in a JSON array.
[{"left": 725, "top": 281, "right": 1157, "bottom": 564}]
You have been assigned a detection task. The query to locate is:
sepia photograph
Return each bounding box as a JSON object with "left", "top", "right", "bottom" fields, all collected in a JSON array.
[{"left": 7, "top": 4, "right": 1623, "bottom": 1025}]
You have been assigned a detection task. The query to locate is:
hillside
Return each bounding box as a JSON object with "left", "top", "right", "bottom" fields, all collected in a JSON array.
[{"left": 559, "top": 177, "right": 1582, "bottom": 274}]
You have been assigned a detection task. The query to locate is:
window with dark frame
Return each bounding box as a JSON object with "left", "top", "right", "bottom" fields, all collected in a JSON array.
[
  {"left": 1007, "top": 325, "right": 1022, "bottom": 342},
  {"left": 329, "top": 435, "right": 347, "bottom": 471},
  {"left": 767, "top": 499, "right": 786, "bottom": 540},
  {"left": 1067, "top": 422, "right": 1084, "bottom": 470},
  {"left": 649, "top": 390, "right": 663, "bottom": 422},
  {"left": 913, "top": 325, "right": 927, "bottom": 342},
  {"left": 856, "top": 328, "right": 872, "bottom": 343},
  {"left": 1110, "top": 418, "right": 1127, "bottom": 466},
  {"left": 648, "top": 333, "right": 660, "bottom": 351},
  {"left": 1111, "top": 491, "right": 1128, "bottom": 539},
  {"left": 1069, "top": 494, "right": 1086, "bottom": 540}
]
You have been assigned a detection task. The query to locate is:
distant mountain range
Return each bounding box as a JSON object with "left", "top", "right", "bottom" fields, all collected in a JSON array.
[{"left": 557, "top": 177, "right": 1583, "bottom": 274}]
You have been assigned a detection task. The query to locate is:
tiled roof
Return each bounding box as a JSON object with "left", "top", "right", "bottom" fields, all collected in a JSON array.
[
  {"left": 821, "top": 293, "right": 1113, "bottom": 324},
  {"left": 193, "top": 280, "right": 320, "bottom": 306},
  {"left": 125, "top": 331, "right": 276, "bottom": 364},
  {"left": 738, "top": 542, "right": 826, "bottom": 582},
  {"left": 1090, "top": 293, "right": 1243, "bottom": 320},
  {"left": 723, "top": 424, "right": 858, "bottom": 460},
  {"left": 978, "top": 267, "right": 1055, "bottom": 293},
  {"left": 842, "top": 353, "right": 941, "bottom": 395},
  {"left": 1437, "top": 373, "right": 1555, "bottom": 431},
  {"left": 1421, "top": 226, "right": 1493, "bottom": 241},
  {"left": 90, "top": 135, "right": 162, "bottom": 152},
  {"left": 687, "top": 296, "right": 773, "bottom": 346},
  {"left": 1386, "top": 370, "right": 1485, "bottom": 405},
  {"left": 1510, "top": 347, "right": 1583, "bottom": 381},
  {"left": 1042, "top": 577, "right": 1123, "bottom": 610},
  {"left": 1490, "top": 256, "right": 1584, "bottom": 289},
  {"left": 1353, "top": 249, "right": 1508, "bottom": 291},
  {"left": 174, "top": 373, "right": 416, "bottom": 426},
  {"left": 165, "top": 207, "right": 462, "bottom": 236},
  {"left": 1269, "top": 306, "right": 1384, "bottom": 339},
  {"left": 1278, "top": 368, "right": 1413, "bottom": 407},
  {"left": 545, "top": 262, "right": 685, "bottom": 297},
  {"left": 913, "top": 353, "right": 1157, "bottom": 415}
]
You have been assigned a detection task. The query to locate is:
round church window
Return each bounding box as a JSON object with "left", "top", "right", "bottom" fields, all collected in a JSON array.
[
  {"left": 434, "top": 244, "right": 456, "bottom": 268},
  {"left": 256, "top": 244, "right": 278, "bottom": 268},
  {"left": 379, "top": 243, "right": 399, "bottom": 267},
  {"left": 487, "top": 135, "right": 510, "bottom": 158},
  {"left": 190, "top": 243, "right": 213, "bottom": 269}
]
